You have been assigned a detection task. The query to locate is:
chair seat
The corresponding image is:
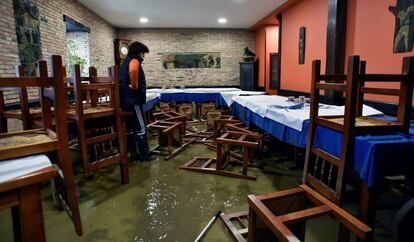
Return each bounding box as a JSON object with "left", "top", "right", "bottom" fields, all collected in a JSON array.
[
  {"left": 0, "top": 129, "right": 58, "bottom": 160},
  {"left": 4, "top": 107, "right": 55, "bottom": 119},
  {"left": 66, "top": 106, "right": 114, "bottom": 119},
  {"left": 327, "top": 116, "right": 396, "bottom": 127}
]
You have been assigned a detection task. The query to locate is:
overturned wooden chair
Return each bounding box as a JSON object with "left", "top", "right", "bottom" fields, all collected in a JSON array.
[
  {"left": 66, "top": 64, "right": 128, "bottom": 184},
  {"left": 0, "top": 56, "right": 83, "bottom": 236},
  {"left": 148, "top": 120, "right": 194, "bottom": 160},
  {"left": 213, "top": 115, "right": 244, "bottom": 139},
  {"left": 198, "top": 102, "right": 216, "bottom": 120},
  {"left": 176, "top": 103, "right": 193, "bottom": 120},
  {"left": 153, "top": 110, "right": 188, "bottom": 127},
  {"left": 181, "top": 130, "right": 261, "bottom": 180}
]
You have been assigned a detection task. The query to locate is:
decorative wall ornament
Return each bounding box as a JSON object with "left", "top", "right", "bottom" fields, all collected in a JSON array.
[
  {"left": 13, "top": 0, "right": 42, "bottom": 76},
  {"left": 161, "top": 52, "right": 221, "bottom": 69},
  {"left": 389, "top": 0, "right": 414, "bottom": 53},
  {"left": 299, "top": 27, "right": 306, "bottom": 64},
  {"left": 242, "top": 47, "right": 256, "bottom": 62}
]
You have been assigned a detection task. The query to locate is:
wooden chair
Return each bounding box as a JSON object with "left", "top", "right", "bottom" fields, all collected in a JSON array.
[
  {"left": 0, "top": 65, "right": 39, "bottom": 132},
  {"left": 213, "top": 115, "right": 243, "bottom": 139},
  {"left": 0, "top": 56, "right": 83, "bottom": 236},
  {"left": 198, "top": 102, "right": 216, "bottom": 119},
  {"left": 207, "top": 111, "right": 222, "bottom": 130},
  {"left": 157, "top": 102, "right": 171, "bottom": 111},
  {"left": 153, "top": 110, "right": 188, "bottom": 128},
  {"left": 147, "top": 120, "right": 194, "bottom": 160},
  {"left": 176, "top": 103, "right": 193, "bottom": 120},
  {"left": 66, "top": 64, "right": 129, "bottom": 184},
  {"left": 181, "top": 130, "right": 261, "bottom": 180}
]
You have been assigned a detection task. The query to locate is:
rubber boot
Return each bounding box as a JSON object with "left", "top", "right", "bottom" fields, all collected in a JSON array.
[
  {"left": 127, "top": 132, "right": 139, "bottom": 162},
  {"left": 136, "top": 134, "right": 156, "bottom": 162}
]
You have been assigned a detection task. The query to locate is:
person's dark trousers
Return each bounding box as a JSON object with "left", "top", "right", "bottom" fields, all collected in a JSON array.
[{"left": 122, "top": 104, "right": 149, "bottom": 161}]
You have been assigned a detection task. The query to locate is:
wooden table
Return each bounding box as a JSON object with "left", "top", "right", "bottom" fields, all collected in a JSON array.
[{"left": 0, "top": 166, "right": 56, "bottom": 242}]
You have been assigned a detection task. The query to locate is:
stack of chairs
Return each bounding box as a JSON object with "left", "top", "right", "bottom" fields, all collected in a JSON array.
[
  {"left": 65, "top": 64, "right": 129, "bottom": 184},
  {"left": 0, "top": 56, "right": 83, "bottom": 237},
  {"left": 220, "top": 55, "right": 414, "bottom": 242}
]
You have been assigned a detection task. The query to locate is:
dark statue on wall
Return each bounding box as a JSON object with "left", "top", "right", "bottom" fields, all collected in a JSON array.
[
  {"left": 13, "top": 0, "right": 42, "bottom": 76},
  {"left": 299, "top": 27, "right": 306, "bottom": 64},
  {"left": 390, "top": 0, "right": 414, "bottom": 53},
  {"left": 242, "top": 47, "right": 256, "bottom": 62}
]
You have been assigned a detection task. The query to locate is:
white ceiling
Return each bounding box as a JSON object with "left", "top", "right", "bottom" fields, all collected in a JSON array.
[{"left": 77, "top": 0, "right": 286, "bottom": 28}]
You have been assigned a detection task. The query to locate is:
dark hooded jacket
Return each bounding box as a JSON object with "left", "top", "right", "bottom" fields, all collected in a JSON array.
[{"left": 119, "top": 55, "right": 147, "bottom": 107}]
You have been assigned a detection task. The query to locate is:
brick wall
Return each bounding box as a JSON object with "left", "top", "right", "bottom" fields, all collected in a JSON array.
[
  {"left": 117, "top": 28, "right": 255, "bottom": 87},
  {"left": 0, "top": 0, "right": 116, "bottom": 104}
]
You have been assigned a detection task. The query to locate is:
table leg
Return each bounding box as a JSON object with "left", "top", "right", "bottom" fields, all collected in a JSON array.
[
  {"left": 18, "top": 184, "right": 46, "bottom": 242},
  {"left": 12, "top": 206, "right": 22, "bottom": 242},
  {"left": 358, "top": 182, "right": 375, "bottom": 242}
]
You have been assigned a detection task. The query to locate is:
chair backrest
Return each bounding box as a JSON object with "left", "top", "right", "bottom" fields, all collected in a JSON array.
[
  {"left": 304, "top": 55, "right": 414, "bottom": 204},
  {"left": 0, "top": 65, "right": 32, "bottom": 131},
  {"left": 68, "top": 64, "right": 120, "bottom": 119},
  {"left": 356, "top": 57, "right": 414, "bottom": 132}
]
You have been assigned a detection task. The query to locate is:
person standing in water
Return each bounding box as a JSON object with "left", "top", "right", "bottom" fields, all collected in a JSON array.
[{"left": 119, "top": 41, "right": 155, "bottom": 162}]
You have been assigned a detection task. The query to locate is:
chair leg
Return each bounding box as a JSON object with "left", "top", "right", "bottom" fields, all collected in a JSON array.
[{"left": 338, "top": 224, "right": 350, "bottom": 242}]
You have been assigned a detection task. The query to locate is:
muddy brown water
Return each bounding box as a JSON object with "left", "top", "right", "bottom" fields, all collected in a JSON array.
[{"left": 0, "top": 140, "right": 394, "bottom": 242}]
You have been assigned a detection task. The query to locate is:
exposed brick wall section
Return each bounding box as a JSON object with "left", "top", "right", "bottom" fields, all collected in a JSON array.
[
  {"left": 117, "top": 28, "right": 255, "bottom": 87},
  {"left": 0, "top": 0, "right": 21, "bottom": 104},
  {"left": 0, "top": 0, "right": 116, "bottom": 104}
]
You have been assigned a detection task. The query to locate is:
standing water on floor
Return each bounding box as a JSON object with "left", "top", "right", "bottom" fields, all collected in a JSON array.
[{"left": 0, "top": 141, "right": 394, "bottom": 241}]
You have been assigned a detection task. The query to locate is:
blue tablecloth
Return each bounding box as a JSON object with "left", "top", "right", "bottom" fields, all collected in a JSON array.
[
  {"left": 215, "top": 94, "right": 228, "bottom": 107},
  {"left": 160, "top": 93, "right": 220, "bottom": 103},
  {"left": 143, "top": 97, "right": 160, "bottom": 112},
  {"left": 232, "top": 102, "right": 414, "bottom": 187}
]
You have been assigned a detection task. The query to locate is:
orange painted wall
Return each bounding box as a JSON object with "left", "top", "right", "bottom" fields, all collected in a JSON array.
[
  {"left": 256, "top": 26, "right": 266, "bottom": 87},
  {"left": 280, "top": 0, "right": 328, "bottom": 93},
  {"left": 346, "top": 0, "right": 414, "bottom": 103},
  {"left": 265, "top": 26, "right": 279, "bottom": 94}
]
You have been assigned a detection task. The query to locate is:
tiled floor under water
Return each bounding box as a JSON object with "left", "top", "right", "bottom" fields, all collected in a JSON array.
[{"left": 0, "top": 139, "right": 398, "bottom": 242}]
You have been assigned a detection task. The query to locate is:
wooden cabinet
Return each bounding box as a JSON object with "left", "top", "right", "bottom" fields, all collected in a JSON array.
[{"left": 239, "top": 62, "right": 258, "bottom": 91}]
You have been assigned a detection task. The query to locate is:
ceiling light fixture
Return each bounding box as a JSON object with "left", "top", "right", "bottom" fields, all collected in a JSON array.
[
  {"left": 139, "top": 17, "right": 148, "bottom": 23},
  {"left": 218, "top": 18, "right": 227, "bottom": 24}
]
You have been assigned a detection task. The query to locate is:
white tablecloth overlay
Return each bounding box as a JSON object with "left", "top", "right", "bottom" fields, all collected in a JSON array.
[
  {"left": 146, "top": 92, "right": 161, "bottom": 101},
  {"left": 220, "top": 91, "right": 266, "bottom": 107},
  {"left": 0, "top": 155, "right": 52, "bottom": 184},
  {"left": 233, "top": 95, "right": 383, "bottom": 131}
]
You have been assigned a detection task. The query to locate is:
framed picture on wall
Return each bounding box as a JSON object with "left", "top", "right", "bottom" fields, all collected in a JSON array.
[
  {"left": 389, "top": 0, "right": 414, "bottom": 53},
  {"left": 299, "top": 27, "right": 306, "bottom": 64}
]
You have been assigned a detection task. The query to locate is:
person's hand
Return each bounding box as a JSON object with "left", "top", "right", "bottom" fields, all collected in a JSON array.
[{"left": 129, "top": 84, "right": 138, "bottom": 90}]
